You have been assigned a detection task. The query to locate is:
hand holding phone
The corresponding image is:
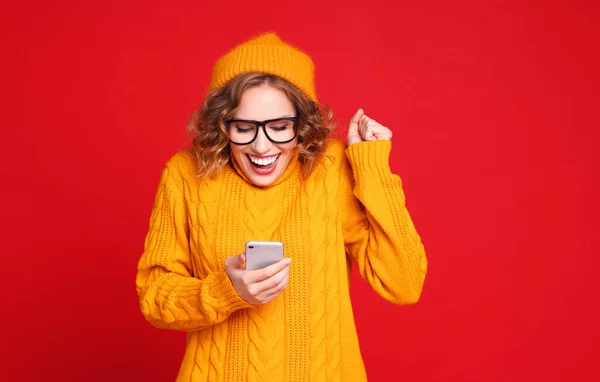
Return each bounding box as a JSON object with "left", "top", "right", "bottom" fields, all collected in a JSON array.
[{"left": 223, "top": 241, "right": 291, "bottom": 305}]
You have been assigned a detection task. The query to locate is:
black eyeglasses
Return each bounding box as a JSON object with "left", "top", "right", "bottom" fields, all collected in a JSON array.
[{"left": 224, "top": 117, "right": 298, "bottom": 145}]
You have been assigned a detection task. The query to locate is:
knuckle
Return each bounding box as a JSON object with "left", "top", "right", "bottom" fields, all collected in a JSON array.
[
  {"left": 241, "top": 274, "right": 251, "bottom": 286},
  {"left": 262, "top": 271, "right": 274, "bottom": 281},
  {"left": 271, "top": 277, "right": 279, "bottom": 288}
]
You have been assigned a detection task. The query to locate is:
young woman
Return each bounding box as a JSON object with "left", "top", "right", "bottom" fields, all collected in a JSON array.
[{"left": 136, "top": 32, "right": 428, "bottom": 381}]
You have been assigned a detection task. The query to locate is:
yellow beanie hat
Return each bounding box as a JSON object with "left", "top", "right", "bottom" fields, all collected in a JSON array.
[{"left": 208, "top": 32, "right": 317, "bottom": 101}]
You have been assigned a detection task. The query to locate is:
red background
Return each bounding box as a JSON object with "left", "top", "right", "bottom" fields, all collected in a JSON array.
[{"left": 2, "top": 0, "right": 599, "bottom": 381}]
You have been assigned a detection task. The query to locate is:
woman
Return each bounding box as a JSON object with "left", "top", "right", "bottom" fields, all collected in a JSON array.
[{"left": 136, "top": 32, "right": 428, "bottom": 381}]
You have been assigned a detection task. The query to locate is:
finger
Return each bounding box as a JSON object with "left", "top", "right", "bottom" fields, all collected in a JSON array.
[
  {"left": 255, "top": 274, "right": 290, "bottom": 305},
  {"left": 244, "top": 257, "right": 291, "bottom": 283},
  {"left": 350, "top": 108, "right": 364, "bottom": 126},
  {"left": 359, "top": 116, "right": 370, "bottom": 140},
  {"left": 364, "top": 123, "right": 378, "bottom": 141},
  {"left": 258, "top": 273, "right": 290, "bottom": 303},
  {"left": 373, "top": 127, "right": 392, "bottom": 140},
  {"left": 348, "top": 108, "right": 364, "bottom": 136},
  {"left": 361, "top": 116, "right": 387, "bottom": 141},
  {"left": 252, "top": 264, "right": 290, "bottom": 295},
  {"left": 225, "top": 253, "right": 246, "bottom": 270},
  {"left": 366, "top": 118, "right": 392, "bottom": 140}
]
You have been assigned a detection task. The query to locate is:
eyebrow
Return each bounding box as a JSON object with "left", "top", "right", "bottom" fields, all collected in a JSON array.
[{"left": 232, "top": 115, "right": 295, "bottom": 120}]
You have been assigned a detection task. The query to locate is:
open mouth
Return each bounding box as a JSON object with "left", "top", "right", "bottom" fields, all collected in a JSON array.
[{"left": 246, "top": 154, "right": 280, "bottom": 175}]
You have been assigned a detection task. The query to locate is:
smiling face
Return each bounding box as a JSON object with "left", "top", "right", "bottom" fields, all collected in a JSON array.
[{"left": 228, "top": 84, "right": 298, "bottom": 187}]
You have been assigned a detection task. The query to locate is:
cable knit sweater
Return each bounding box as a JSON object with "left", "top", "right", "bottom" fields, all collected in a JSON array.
[{"left": 136, "top": 139, "right": 428, "bottom": 381}]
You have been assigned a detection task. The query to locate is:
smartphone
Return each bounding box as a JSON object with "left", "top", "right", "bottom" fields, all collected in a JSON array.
[{"left": 245, "top": 241, "right": 284, "bottom": 270}]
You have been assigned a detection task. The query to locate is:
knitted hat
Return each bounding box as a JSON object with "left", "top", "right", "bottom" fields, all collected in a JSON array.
[{"left": 208, "top": 32, "right": 317, "bottom": 101}]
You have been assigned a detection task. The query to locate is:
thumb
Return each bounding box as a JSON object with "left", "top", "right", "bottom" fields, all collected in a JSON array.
[
  {"left": 348, "top": 108, "right": 364, "bottom": 135},
  {"left": 225, "top": 253, "right": 245, "bottom": 271}
]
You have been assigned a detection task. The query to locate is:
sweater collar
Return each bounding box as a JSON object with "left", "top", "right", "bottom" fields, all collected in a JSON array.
[{"left": 230, "top": 149, "right": 300, "bottom": 188}]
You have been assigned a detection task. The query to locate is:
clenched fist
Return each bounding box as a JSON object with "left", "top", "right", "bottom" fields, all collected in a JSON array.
[{"left": 347, "top": 108, "right": 393, "bottom": 146}]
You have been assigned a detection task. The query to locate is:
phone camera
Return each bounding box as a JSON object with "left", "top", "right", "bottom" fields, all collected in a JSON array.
[{"left": 249, "top": 246, "right": 254, "bottom": 249}]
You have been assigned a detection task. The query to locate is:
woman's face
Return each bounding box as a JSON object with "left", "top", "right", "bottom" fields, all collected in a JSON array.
[{"left": 229, "top": 84, "right": 298, "bottom": 187}]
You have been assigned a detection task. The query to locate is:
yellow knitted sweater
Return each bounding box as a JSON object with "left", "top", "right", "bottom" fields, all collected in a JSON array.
[{"left": 136, "top": 139, "right": 428, "bottom": 381}]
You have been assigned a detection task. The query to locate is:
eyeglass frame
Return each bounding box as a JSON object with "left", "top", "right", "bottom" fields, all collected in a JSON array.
[{"left": 224, "top": 117, "right": 299, "bottom": 145}]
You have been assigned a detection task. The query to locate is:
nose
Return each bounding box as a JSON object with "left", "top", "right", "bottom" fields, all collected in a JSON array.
[{"left": 251, "top": 127, "right": 272, "bottom": 154}]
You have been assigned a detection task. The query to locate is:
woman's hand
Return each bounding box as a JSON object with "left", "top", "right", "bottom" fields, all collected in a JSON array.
[
  {"left": 224, "top": 253, "right": 291, "bottom": 305},
  {"left": 347, "top": 108, "right": 393, "bottom": 146}
]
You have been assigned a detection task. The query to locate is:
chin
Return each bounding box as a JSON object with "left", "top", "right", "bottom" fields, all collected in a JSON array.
[{"left": 247, "top": 170, "right": 280, "bottom": 187}]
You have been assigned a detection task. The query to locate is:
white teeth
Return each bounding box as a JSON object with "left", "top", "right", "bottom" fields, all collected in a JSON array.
[{"left": 249, "top": 154, "right": 278, "bottom": 166}]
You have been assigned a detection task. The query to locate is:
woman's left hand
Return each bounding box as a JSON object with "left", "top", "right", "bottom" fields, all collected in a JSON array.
[{"left": 347, "top": 108, "right": 393, "bottom": 146}]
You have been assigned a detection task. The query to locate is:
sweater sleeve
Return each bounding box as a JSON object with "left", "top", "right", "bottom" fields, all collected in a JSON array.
[
  {"left": 135, "top": 162, "right": 253, "bottom": 332},
  {"left": 340, "top": 140, "right": 428, "bottom": 305}
]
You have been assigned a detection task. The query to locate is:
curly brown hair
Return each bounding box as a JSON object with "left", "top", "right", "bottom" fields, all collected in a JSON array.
[{"left": 187, "top": 72, "right": 336, "bottom": 179}]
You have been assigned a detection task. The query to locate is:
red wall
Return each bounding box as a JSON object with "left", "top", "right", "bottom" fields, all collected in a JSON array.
[{"left": 3, "top": 1, "right": 599, "bottom": 381}]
